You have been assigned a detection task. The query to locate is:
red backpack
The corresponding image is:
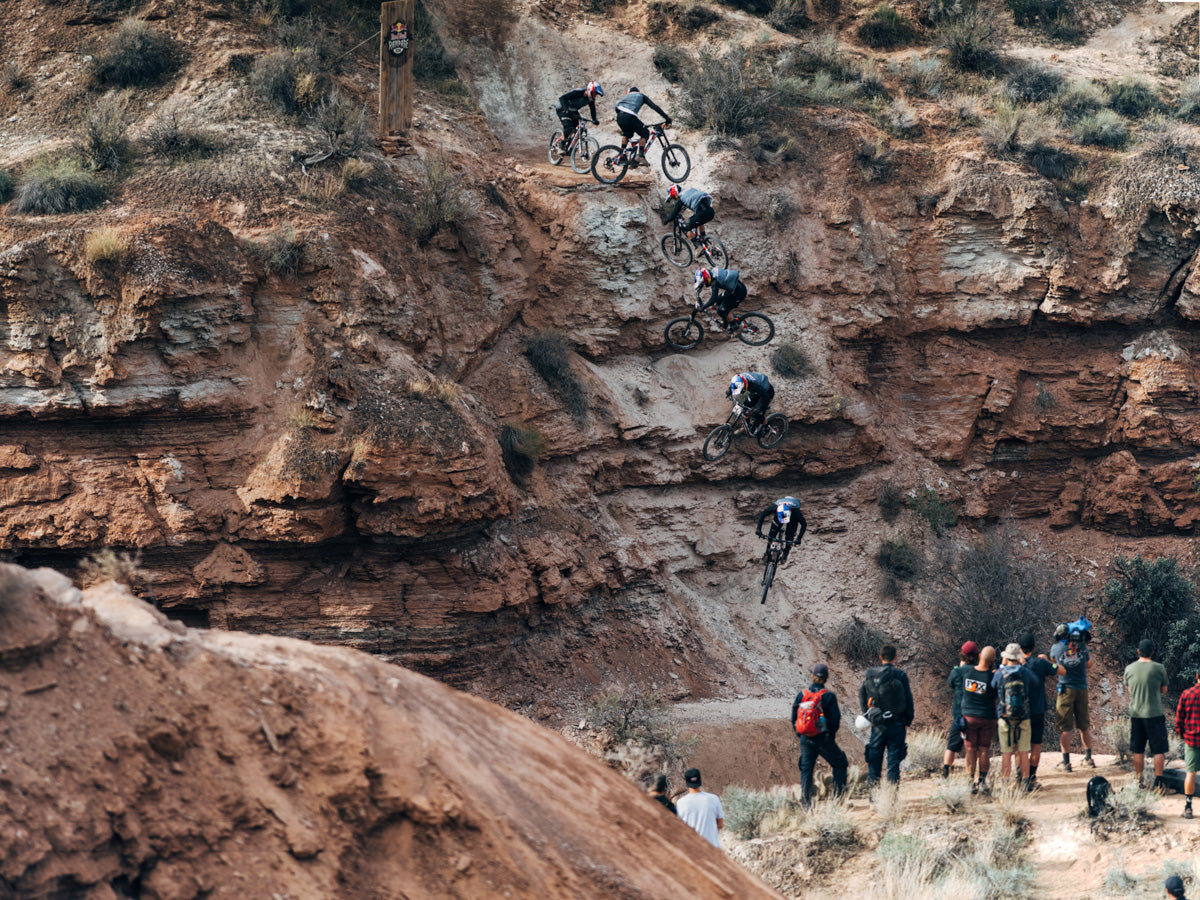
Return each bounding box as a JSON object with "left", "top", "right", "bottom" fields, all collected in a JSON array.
[{"left": 795, "top": 688, "right": 827, "bottom": 737}]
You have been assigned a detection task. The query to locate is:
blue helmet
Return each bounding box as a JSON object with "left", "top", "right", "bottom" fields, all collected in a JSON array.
[
  {"left": 776, "top": 496, "right": 800, "bottom": 525},
  {"left": 729, "top": 374, "right": 747, "bottom": 398},
  {"left": 586, "top": 81, "right": 604, "bottom": 98}
]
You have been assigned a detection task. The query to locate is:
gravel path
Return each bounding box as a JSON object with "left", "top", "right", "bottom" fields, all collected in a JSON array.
[{"left": 670, "top": 696, "right": 795, "bottom": 725}]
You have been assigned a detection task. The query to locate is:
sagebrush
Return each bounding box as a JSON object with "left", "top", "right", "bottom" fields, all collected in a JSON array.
[{"left": 91, "top": 18, "right": 178, "bottom": 87}]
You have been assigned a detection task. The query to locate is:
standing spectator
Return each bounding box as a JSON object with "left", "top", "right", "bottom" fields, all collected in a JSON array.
[
  {"left": 648, "top": 774, "right": 677, "bottom": 814},
  {"left": 961, "top": 645, "right": 998, "bottom": 793},
  {"left": 944, "top": 641, "right": 979, "bottom": 778},
  {"left": 1052, "top": 624, "right": 1096, "bottom": 771},
  {"left": 858, "top": 644, "right": 915, "bottom": 792},
  {"left": 1019, "top": 631, "right": 1056, "bottom": 789},
  {"left": 1166, "top": 874, "right": 1188, "bottom": 899},
  {"left": 1124, "top": 638, "right": 1170, "bottom": 789},
  {"left": 676, "top": 768, "right": 724, "bottom": 848},
  {"left": 792, "top": 662, "right": 848, "bottom": 807},
  {"left": 994, "top": 643, "right": 1038, "bottom": 789},
  {"left": 1174, "top": 670, "right": 1200, "bottom": 819}
]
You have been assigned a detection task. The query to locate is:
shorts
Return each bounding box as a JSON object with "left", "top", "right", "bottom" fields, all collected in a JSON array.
[
  {"left": 1029, "top": 713, "right": 1045, "bottom": 746},
  {"left": 1186, "top": 744, "right": 1200, "bottom": 773},
  {"left": 616, "top": 110, "right": 649, "bottom": 141},
  {"left": 685, "top": 201, "right": 715, "bottom": 231},
  {"left": 1056, "top": 687, "right": 1090, "bottom": 732},
  {"left": 946, "top": 718, "right": 965, "bottom": 753},
  {"left": 998, "top": 718, "right": 1032, "bottom": 754},
  {"left": 716, "top": 282, "right": 747, "bottom": 317},
  {"left": 962, "top": 715, "right": 997, "bottom": 751},
  {"left": 1130, "top": 716, "right": 1169, "bottom": 756}
]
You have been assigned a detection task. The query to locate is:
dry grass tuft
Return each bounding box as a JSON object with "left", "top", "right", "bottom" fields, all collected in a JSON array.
[{"left": 85, "top": 227, "right": 128, "bottom": 264}]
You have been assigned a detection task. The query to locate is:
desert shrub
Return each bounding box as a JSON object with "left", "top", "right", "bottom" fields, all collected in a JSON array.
[
  {"left": 877, "top": 537, "right": 922, "bottom": 589},
  {"left": 0, "top": 170, "right": 12, "bottom": 203},
  {"left": 525, "top": 330, "right": 589, "bottom": 422},
  {"left": 1094, "top": 783, "right": 1158, "bottom": 833},
  {"left": 144, "top": 108, "right": 221, "bottom": 160},
  {"left": 91, "top": 18, "right": 178, "bottom": 88},
  {"left": 771, "top": 342, "right": 810, "bottom": 377},
  {"left": 908, "top": 486, "right": 957, "bottom": 535},
  {"left": 273, "top": 13, "right": 341, "bottom": 73},
  {"left": 1103, "top": 555, "right": 1200, "bottom": 690},
  {"left": 938, "top": 8, "right": 1000, "bottom": 73},
  {"left": 3, "top": 61, "right": 28, "bottom": 91},
  {"left": 76, "top": 94, "right": 132, "bottom": 172},
  {"left": 1103, "top": 716, "right": 1132, "bottom": 765},
  {"left": 250, "top": 48, "right": 328, "bottom": 116},
  {"left": 653, "top": 44, "right": 692, "bottom": 83},
  {"left": 900, "top": 53, "right": 942, "bottom": 97},
  {"left": 1138, "top": 120, "right": 1198, "bottom": 162},
  {"left": 407, "top": 377, "right": 460, "bottom": 404},
  {"left": 340, "top": 157, "right": 372, "bottom": 187},
  {"left": 929, "top": 779, "right": 971, "bottom": 812},
  {"left": 1072, "top": 108, "right": 1127, "bottom": 148},
  {"left": 917, "top": 521, "right": 1074, "bottom": 662},
  {"left": 406, "top": 153, "right": 477, "bottom": 244},
  {"left": 830, "top": 616, "right": 890, "bottom": 666},
  {"left": 722, "top": 787, "right": 788, "bottom": 838},
  {"left": 767, "top": 193, "right": 795, "bottom": 228},
  {"left": 78, "top": 548, "right": 146, "bottom": 589},
  {"left": 679, "top": 49, "right": 775, "bottom": 136},
  {"left": 306, "top": 90, "right": 369, "bottom": 161},
  {"left": 1107, "top": 76, "right": 1159, "bottom": 119},
  {"left": 858, "top": 5, "right": 916, "bottom": 49},
  {"left": 878, "top": 482, "right": 903, "bottom": 520},
  {"left": 783, "top": 32, "right": 857, "bottom": 82},
  {"left": 1006, "top": 0, "right": 1067, "bottom": 27},
  {"left": 586, "top": 686, "right": 685, "bottom": 763},
  {"left": 1005, "top": 63, "right": 1064, "bottom": 103},
  {"left": 800, "top": 799, "right": 858, "bottom": 849},
  {"left": 13, "top": 158, "right": 106, "bottom": 215},
  {"left": 901, "top": 729, "right": 945, "bottom": 776},
  {"left": 85, "top": 227, "right": 128, "bottom": 263},
  {"left": 767, "top": 0, "right": 809, "bottom": 31},
  {"left": 1056, "top": 78, "right": 1107, "bottom": 119},
  {"left": 247, "top": 223, "right": 306, "bottom": 275},
  {"left": 886, "top": 97, "right": 920, "bottom": 136},
  {"left": 944, "top": 91, "right": 986, "bottom": 124},
  {"left": 1027, "top": 144, "right": 1076, "bottom": 179},
  {"left": 857, "top": 136, "right": 895, "bottom": 181},
  {"left": 499, "top": 424, "right": 545, "bottom": 480},
  {"left": 1176, "top": 77, "right": 1200, "bottom": 122},
  {"left": 679, "top": 2, "right": 721, "bottom": 28}
]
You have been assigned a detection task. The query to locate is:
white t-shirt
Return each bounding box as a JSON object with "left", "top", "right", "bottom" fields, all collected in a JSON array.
[{"left": 676, "top": 790, "right": 724, "bottom": 848}]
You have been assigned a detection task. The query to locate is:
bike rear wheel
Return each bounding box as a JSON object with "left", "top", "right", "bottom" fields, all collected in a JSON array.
[
  {"left": 761, "top": 559, "right": 778, "bottom": 604},
  {"left": 700, "top": 237, "right": 728, "bottom": 269},
  {"left": 757, "top": 413, "right": 788, "bottom": 449},
  {"left": 661, "top": 232, "right": 694, "bottom": 267},
  {"left": 548, "top": 132, "right": 566, "bottom": 166},
  {"left": 661, "top": 143, "right": 691, "bottom": 183},
  {"left": 702, "top": 424, "right": 732, "bottom": 461},
  {"left": 592, "top": 145, "right": 628, "bottom": 184},
  {"left": 664, "top": 317, "right": 703, "bottom": 350},
  {"left": 571, "top": 137, "right": 599, "bottom": 174},
  {"left": 736, "top": 312, "right": 775, "bottom": 347}
]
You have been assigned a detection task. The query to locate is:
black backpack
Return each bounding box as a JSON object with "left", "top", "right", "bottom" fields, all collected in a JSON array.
[
  {"left": 998, "top": 669, "right": 1030, "bottom": 721},
  {"left": 864, "top": 665, "right": 907, "bottom": 719},
  {"left": 1087, "top": 775, "right": 1111, "bottom": 817}
]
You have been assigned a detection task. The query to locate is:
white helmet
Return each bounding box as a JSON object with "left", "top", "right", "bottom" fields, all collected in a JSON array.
[
  {"left": 776, "top": 503, "right": 792, "bottom": 525},
  {"left": 729, "top": 375, "right": 747, "bottom": 398}
]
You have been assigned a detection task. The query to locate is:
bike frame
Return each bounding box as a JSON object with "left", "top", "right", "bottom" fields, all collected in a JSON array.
[
  {"left": 566, "top": 118, "right": 589, "bottom": 152},
  {"left": 626, "top": 122, "right": 669, "bottom": 158},
  {"left": 725, "top": 401, "right": 762, "bottom": 438}
]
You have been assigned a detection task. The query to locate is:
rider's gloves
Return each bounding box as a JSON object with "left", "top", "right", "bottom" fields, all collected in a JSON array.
[{"left": 664, "top": 118, "right": 672, "bottom": 126}]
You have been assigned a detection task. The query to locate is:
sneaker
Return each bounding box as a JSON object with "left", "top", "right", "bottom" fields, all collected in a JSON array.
[
  {"left": 1184, "top": 805, "right": 1195, "bottom": 819},
  {"left": 1056, "top": 760, "right": 1073, "bottom": 772},
  {"left": 1083, "top": 756, "right": 1097, "bottom": 769},
  {"left": 970, "top": 781, "right": 979, "bottom": 795}
]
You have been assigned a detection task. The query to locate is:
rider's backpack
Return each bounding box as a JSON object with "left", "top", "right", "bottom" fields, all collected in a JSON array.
[
  {"left": 1087, "top": 775, "right": 1111, "bottom": 817},
  {"left": 863, "top": 666, "right": 907, "bottom": 720},
  {"left": 998, "top": 668, "right": 1030, "bottom": 720},
  {"left": 795, "top": 689, "right": 827, "bottom": 737},
  {"left": 1160, "top": 767, "right": 1188, "bottom": 794}
]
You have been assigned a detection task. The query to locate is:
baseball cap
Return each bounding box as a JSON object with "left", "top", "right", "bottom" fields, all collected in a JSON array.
[
  {"left": 1017, "top": 632, "right": 1035, "bottom": 653},
  {"left": 1165, "top": 874, "right": 1185, "bottom": 897},
  {"left": 1138, "top": 639, "right": 1156, "bottom": 658},
  {"left": 812, "top": 663, "right": 829, "bottom": 679},
  {"left": 1002, "top": 643, "right": 1023, "bottom": 663},
  {"left": 684, "top": 768, "right": 702, "bottom": 787},
  {"left": 960, "top": 641, "right": 979, "bottom": 656}
]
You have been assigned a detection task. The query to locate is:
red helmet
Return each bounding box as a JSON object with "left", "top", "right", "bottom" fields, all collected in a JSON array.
[
  {"left": 668, "top": 184, "right": 680, "bottom": 200},
  {"left": 586, "top": 81, "right": 604, "bottom": 98},
  {"left": 729, "top": 375, "right": 747, "bottom": 398},
  {"left": 694, "top": 267, "right": 712, "bottom": 289}
]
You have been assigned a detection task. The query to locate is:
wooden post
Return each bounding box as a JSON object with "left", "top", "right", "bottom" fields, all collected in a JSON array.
[{"left": 379, "top": 0, "right": 414, "bottom": 135}]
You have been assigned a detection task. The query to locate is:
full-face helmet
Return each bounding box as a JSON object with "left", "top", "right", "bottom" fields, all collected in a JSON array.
[
  {"left": 668, "top": 184, "right": 680, "bottom": 200},
  {"left": 586, "top": 81, "right": 604, "bottom": 98},
  {"left": 694, "top": 267, "right": 712, "bottom": 289},
  {"left": 729, "top": 374, "right": 747, "bottom": 398}
]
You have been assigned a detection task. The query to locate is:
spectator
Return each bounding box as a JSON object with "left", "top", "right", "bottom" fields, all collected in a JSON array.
[
  {"left": 1052, "top": 624, "right": 1096, "bottom": 771},
  {"left": 1166, "top": 874, "right": 1188, "bottom": 899},
  {"left": 1174, "top": 670, "right": 1200, "bottom": 819},
  {"left": 792, "top": 662, "right": 848, "bottom": 807},
  {"left": 944, "top": 641, "right": 979, "bottom": 778},
  {"left": 1124, "top": 638, "right": 1170, "bottom": 789},
  {"left": 961, "top": 645, "right": 998, "bottom": 794},
  {"left": 858, "top": 644, "right": 915, "bottom": 792},
  {"left": 676, "top": 768, "right": 724, "bottom": 848},
  {"left": 994, "top": 643, "right": 1038, "bottom": 789},
  {"left": 1019, "top": 631, "right": 1056, "bottom": 790},
  {"left": 648, "top": 774, "right": 677, "bottom": 814}
]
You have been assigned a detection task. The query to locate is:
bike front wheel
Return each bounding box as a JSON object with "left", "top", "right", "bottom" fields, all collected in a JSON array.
[
  {"left": 700, "top": 237, "right": 728, "bottom": 269},
  {"left": 664, "top": 316, "right": 704, "bottom": 351},
  {"left": 571, "top": 137, "right": 599, "bottom": 174},
  {"left": 548, "top": 132, "right": 565, "bottom": 166},
  {"left": 761, "top": 560, "right": 778, "bottom": 604},
  {"left": 661, "top": 232, "right": 694, "bottom": 267},
  {"left": 737, "top": 312, "right": 775, "bottom": 347},
  {"left": 757, "top": 413, "right": 789, "bottom": 449},
  {"left": 661, "top": 143, "right": 691, "bottom": 183},
  {"left": 702, "top": 424, "right": 733, "bottom": 461},
  {"left": 592, "top": 145, "right": 628, "bottom": 184}
]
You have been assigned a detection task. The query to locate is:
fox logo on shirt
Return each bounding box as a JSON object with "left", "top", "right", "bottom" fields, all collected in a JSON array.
[{"left": 964, "top": 677, "right": 988, "bottom": 694}]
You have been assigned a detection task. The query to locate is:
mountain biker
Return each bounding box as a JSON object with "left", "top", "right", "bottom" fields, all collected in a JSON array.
[
  {"left": 555, "top": 81, "right": 603, "bottom": 151},
  {"left": 726, "top": 372, "right": 774, "bottom": 430},
  {"left": 696, "top": 267, "right": 747, "bottom": 332},
  {"left": 615, "top": 86, "right": 670, "bottom": 164},
  {"left": 756, "top": 496, "right": 806, "bottom": 565},
  {"left": 663, "top": 185, "right": 714, "bottom": 245}
]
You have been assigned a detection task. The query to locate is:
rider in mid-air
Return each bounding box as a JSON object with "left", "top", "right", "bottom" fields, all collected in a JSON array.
[
  {"left": 727, "top": 372, "right": 775, "bottom": 429},
  {"left": 695, "top": 267, "right": 747, "bottom": 332},
  {"left": 756, "top": 496, "right": 806, "bottom": 564},
  {"left": 555, "top": 81, "right": 603, "bottom": 151},
  {"left": 664, "top": 185, "right": 714, "bottom": 246},
  {"left": 615, "top": 86, "right": 671, "bottom": 164}
]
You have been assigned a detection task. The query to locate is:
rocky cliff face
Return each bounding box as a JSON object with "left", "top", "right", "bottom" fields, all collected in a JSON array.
[{"left": 1, "top": 0, "right": 1199, "bottom": 714}]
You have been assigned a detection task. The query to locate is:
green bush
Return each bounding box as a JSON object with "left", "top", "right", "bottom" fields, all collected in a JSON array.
[
  {"left": 856, "top": 136, "right": 895, "bottom": 181},
  {"left": 499, "top": 424, "right": 545, "bottom": 480},
  {"left": 908, "top": 486, "right": 957, "bottom": 535},
  {"left": 1072, "top": 109, "right": 1128, "bottom": 148},
  {"left": 858, "top": 5, "right": 916, "bottom": 49},
  {"left": 1103, "top": 555, "right": 1200, "bottom": 690},
  {"left": 900, "top": 53, "right": 943, "bottom": 97},
  {"left": 249, "top": 48, "right": 329, "bottom": 116},
  {"left": 91, "top": 18, "right": 179, "bottom": 88},
  {"left": 1027, "top": 145, "right": 1076, "bottom": 179},
  {"left": 273, "top": 13, "right": 342, "bottom": 73},
  {"left": 13, "top": 158, "right": 106, "bottom": 214},
  {"left": 247, "top": 224, "right": 306, "bottom": 275},
  {"left": 0, "top": 169, "right": 11, "bottom": 203},
  {"left": 1005, "top": 63, "right": 1064, "bottom": 103},
  {"left": 144, "top": 109, "right": 221, "bottom": 160},
  {"left": 877, "top": 537, "right": 922, "bottom": 582},
  {"left": 406, "top": 153, "right": 478, "bottom": 244},
  {"left": 1057, "top": 78, "right": 1107, "bottom": 120},
  {"left": 3, "top": 61, "right": 28, "bottom": 92},
  {"left": 1176, "top": 77, "right": 1200, "bottom": 122},
  {"left": 525, "top": 330, "right": 589, "bottom": 422},
  {"left": 680, "top": 2, "right": 721, "bottom": 28},
  {"left": 878, "top": 482, "right": 903, "bottom": 520},
  {"left": 679, "top": 49, "right": 774, "bottom": 136},
  {"left": 937, "top": 8, "right": 1000, "bottom": 73},
  {"left": 307, "top": 89, "right": 369, "bottom": 160},
  {"left": 586, "top": 686, "right": 680, "bottom": 753},
  {"left": 653, "top": 44, "right": 692, "bottom": 82},
  {"left": 1107, "top": 76, "right": 1159, "bottom": 119},
  {"left": 771, "top": 342, "right": 810, "bottom": 377},
  {"left": 767, "top": 0, "right": 809, "bottom": 31},
  {"left": 721, "top": 787, "right": 788, "bottom": 839},
  {"left": 829, "top": 616, "right": 890, "bottom": 666},
  {"left": 783, "top": 32, "right": 857, "bottom": 82},
  {"left": 77, "top": 95, "right": 131, "bottom": 172}
]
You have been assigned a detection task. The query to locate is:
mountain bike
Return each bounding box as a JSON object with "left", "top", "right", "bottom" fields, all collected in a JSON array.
[
  {"left": 661, "top": 216, "right": 728, "bottom": 269},
  {"left": 702, "top": 401, "right": 788, "bottom": 461},
  {"left": 760, "top": 536, "right": 797, "bottom": 604},
  {"left": 592, "top": 123, "right": 691, "bottom": 185},
  {"left": 664, "top": 302, "right": 774, "bottom": 352},
  {"left": 547, "top": 113, "right": 600, "bottom": 175}
]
